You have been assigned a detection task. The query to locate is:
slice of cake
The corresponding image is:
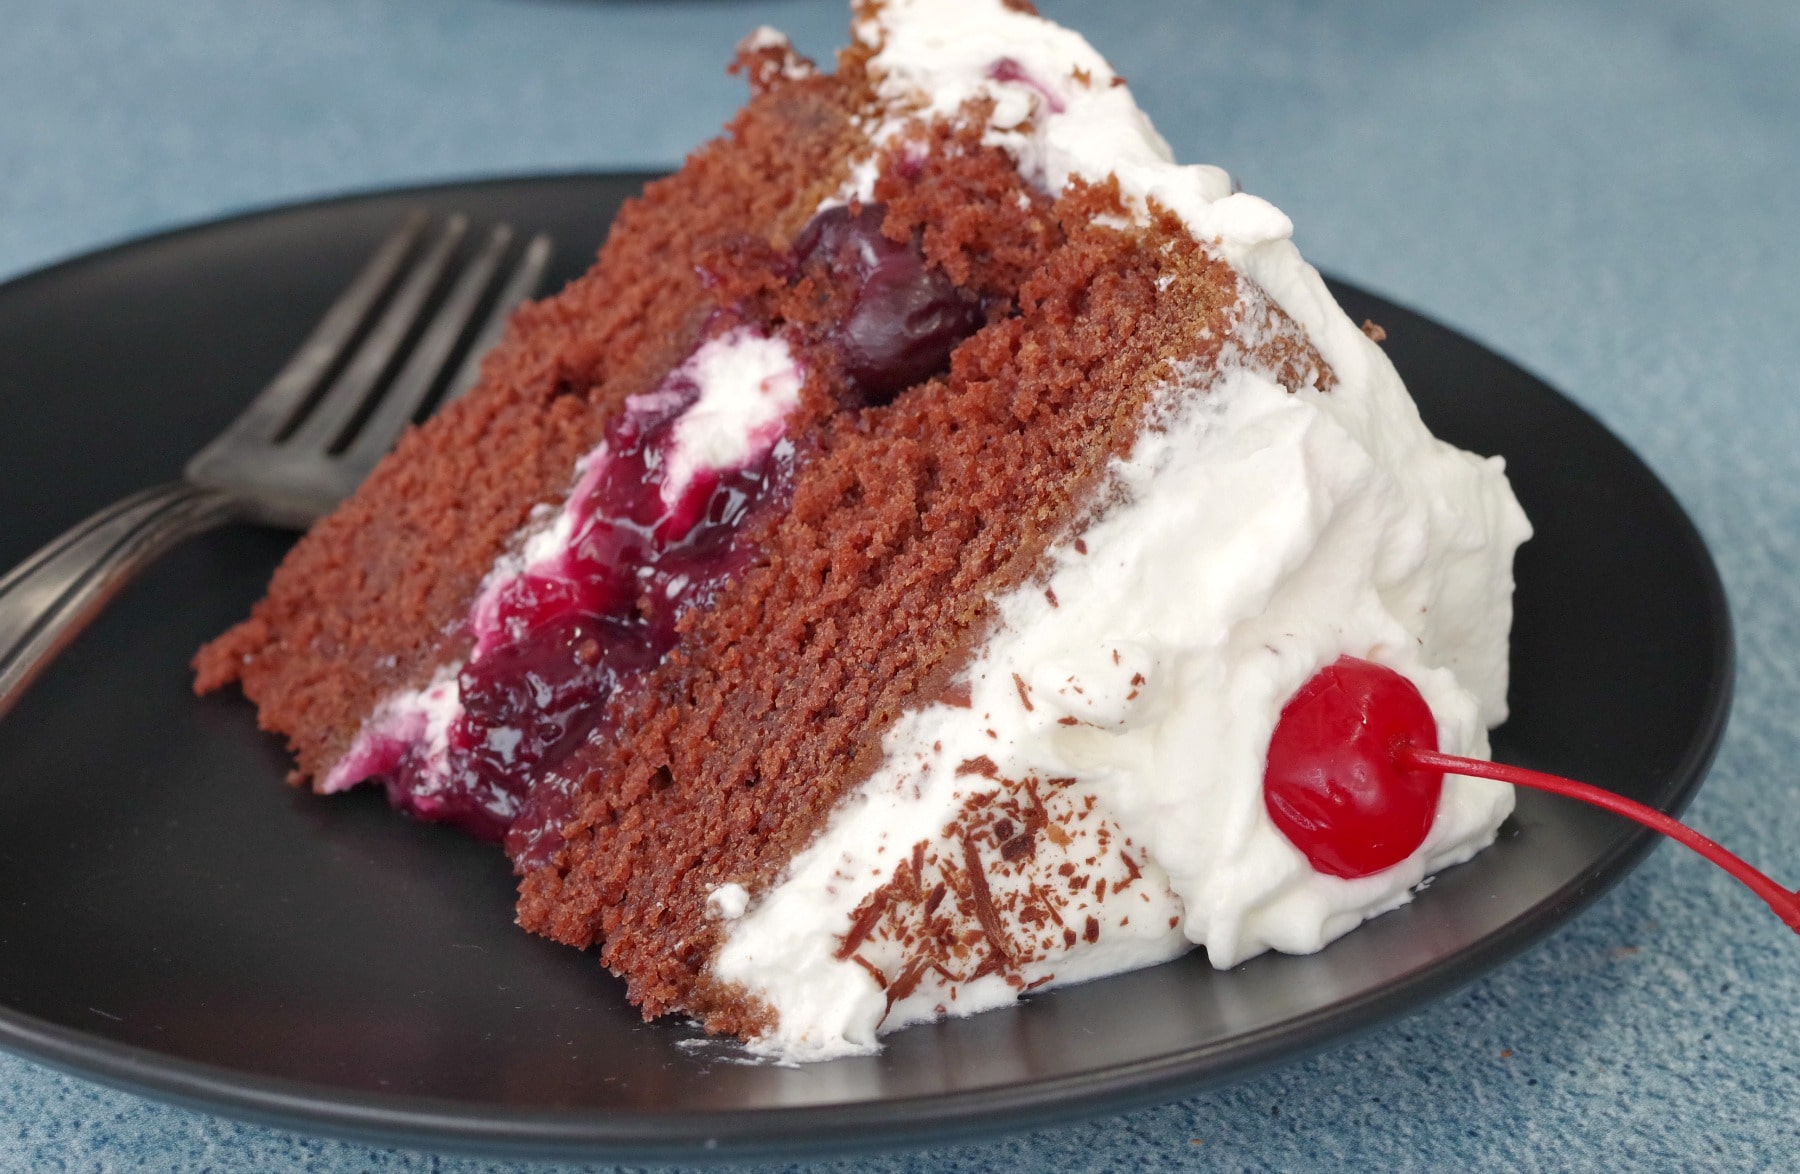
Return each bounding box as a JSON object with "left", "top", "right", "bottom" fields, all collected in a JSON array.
[{"left": 196, "top": 0, "right": 1531, "bottom": 1061}]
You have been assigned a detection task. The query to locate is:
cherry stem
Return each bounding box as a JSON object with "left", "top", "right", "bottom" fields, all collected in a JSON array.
[{"left": 1397, "top": 745, "right": 1800, "bottom": 933}]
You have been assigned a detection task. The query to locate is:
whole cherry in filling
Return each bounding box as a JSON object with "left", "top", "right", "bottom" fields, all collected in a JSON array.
[{"left": 1266, "top": 656, "right": 1800, "bottom": 932}]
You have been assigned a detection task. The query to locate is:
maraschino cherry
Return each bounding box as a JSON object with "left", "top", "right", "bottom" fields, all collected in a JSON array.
[
  {"left": 1263, "top": 657, "right": 1443, "bottom": 879},
  {"left": 1264, "top": 656, "right": 1800, "bottom": 931}
]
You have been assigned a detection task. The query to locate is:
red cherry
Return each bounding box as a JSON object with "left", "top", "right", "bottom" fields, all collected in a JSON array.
[
  {"left": 1265, "top": 657, "right": 1800, "bottom": 934},
  {"left": 1263, "top": 656, "right": 1444, "bottom": 878}
]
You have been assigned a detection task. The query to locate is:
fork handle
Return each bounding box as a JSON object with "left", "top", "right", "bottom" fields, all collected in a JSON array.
[{"left": 0, "top": 482, "right": 239, "bottom": 721}]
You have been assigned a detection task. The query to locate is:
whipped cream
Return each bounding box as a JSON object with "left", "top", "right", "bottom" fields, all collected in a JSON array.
[{"left": 707, "top": 0, "right": 1532, "bottom": 1061}]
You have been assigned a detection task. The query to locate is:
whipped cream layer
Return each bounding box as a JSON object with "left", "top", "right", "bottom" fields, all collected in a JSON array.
[{"left": 707, "top": 0, "right": 1532, "bottom": 1061}]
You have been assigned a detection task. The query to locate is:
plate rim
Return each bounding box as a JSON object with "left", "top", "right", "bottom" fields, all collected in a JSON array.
[{"left": 0, "top": 172, "right": 1735, "bottom": 1161}]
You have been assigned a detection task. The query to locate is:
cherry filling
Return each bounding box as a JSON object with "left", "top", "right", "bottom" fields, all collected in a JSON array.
[
  {"left": 375, "top": 370, "right": 797, "bottom": 855},
  {"left": 359, "top": 202, "right": 987, "bottom": 866},
  {"left": 1266, "top": 657, "right": 1800, "bottom": 933}
]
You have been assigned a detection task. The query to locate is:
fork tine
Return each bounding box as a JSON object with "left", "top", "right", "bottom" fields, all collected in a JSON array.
[
  {"left": 287, "top": 214, "right": 469, "bottom": 453},
  {"left": 440, "top": 232, "right": 553, "bottom": 405},
  {"left": 339, "top": 222, "right": 515, "bottom": 473},
  {"left": 185, "top": 213, "right": 554, "bottom": 528},
  {"left": 208, "top": 210, "right": 430, "bottom": 448}
]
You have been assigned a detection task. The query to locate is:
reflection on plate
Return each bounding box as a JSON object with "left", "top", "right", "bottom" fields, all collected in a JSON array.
[{"left": 0, "top": 175, "right": 1730, "bottom": 1162}]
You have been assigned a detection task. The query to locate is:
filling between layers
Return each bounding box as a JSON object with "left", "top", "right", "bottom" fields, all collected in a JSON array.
[
  {"left": 321, "top": 328, "right": 803, "bottom": 867},
  {"left": 321, "top": 198, "right": 991, "bottom": 869}
]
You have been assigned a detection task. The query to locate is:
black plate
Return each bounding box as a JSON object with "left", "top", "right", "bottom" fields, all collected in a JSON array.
[{"left": 0, "top": 175, "right": 1732, "bottom": 1162}]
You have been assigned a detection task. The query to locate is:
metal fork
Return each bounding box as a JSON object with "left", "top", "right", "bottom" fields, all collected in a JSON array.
[{"left": 0, "top": 211, "right": 554, "bottom": 721}]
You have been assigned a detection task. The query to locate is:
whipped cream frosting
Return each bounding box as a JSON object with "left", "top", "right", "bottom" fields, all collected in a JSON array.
[{"left": 705, "top": 0, "right": 1532, "bottom": 1061}]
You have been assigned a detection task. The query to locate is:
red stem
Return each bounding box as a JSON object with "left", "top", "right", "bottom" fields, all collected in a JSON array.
[{"left": 1398, "top": 745, "right": 1800, "bottom": 933}]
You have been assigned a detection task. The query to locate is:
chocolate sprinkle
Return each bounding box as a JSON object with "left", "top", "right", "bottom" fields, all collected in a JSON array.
[
  {"left": 956, "top": 755, "right": 1000, "bottom": 778},
  {"left": 961, "top": 832, "right": 1013, "bottom": 963}
]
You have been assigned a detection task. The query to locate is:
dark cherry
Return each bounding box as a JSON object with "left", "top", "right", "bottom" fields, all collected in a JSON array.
[
  {"left": 790, "top": 203, "right": 897, "bottom": 279},
  {"left": 791, "top": 204, "right": 983, "bottom": 405},
  {"left": 1267, "top": 657, "right": 1800, "bottom": 933},
  {"left": 1262, "top": 656, "right": 1442, "bottom": 879}
]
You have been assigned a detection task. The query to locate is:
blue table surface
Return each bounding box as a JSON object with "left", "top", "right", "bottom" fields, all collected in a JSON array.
[{"left": 4, "top": 1, "right": 1797, "bottom": 1169}]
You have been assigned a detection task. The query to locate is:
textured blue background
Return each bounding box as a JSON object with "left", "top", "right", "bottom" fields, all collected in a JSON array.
[{"left": 3, "top": 0, "right": 1798, "bottom": 1169}]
